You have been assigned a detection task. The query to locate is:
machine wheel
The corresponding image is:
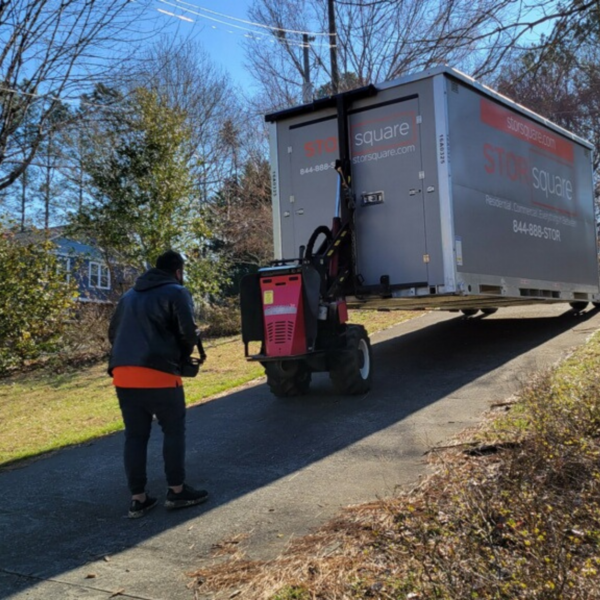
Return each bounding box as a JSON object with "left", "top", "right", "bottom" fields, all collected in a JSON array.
[
  {"left": 264, "top": 360, "right": 312, "bottom": 398},
  {"left": 329, "top": 324, "right": 373, "bottom": 395},
  {"left": 461, "top": 309, "right": 479, "bottom": 317},
  {"left": 481, "top": 308, "right": 498, "bottom": 315},
  {"left": 570, "top": 301, "right": 589, "bottom": 312}
]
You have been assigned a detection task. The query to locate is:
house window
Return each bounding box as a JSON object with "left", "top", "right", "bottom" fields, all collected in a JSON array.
[
  {"left": 89, "top": 262, "right": 111, "bottom": 290},
  {"left": 56, "top": 255, "right": 71, "bottom": 283}
]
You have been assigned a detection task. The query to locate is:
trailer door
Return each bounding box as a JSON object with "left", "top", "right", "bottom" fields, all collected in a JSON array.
[
  {"left": 282, "top": 116, "right": 339, "bottom": 258},
  {"left": 350, "top": 97, "right": 427, "bottom": 289}
]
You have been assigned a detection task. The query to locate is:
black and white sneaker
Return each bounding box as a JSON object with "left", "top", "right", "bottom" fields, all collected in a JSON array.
[
  {"left": 165, "top": 484, "right": 209, "bottom": 510},
  {"left": 128, "top": 494, "right": 158, "bottom": 519}
]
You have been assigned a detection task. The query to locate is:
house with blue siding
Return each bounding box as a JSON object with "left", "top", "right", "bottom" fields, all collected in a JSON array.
[
  {"left": 17, "top": 227, "right": 137, "bottom": 303},
  {"left": 53, "top": 235, "right": 115, "bottom": 303}
]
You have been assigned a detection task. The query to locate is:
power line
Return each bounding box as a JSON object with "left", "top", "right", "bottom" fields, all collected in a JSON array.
[
  {"left": 157, "top": 8, "right": 194, "bottom": 23},
  {"left": 0, "top": 2, "right": 335, "bottom": 109},
  {"left": 154, "top": 0, "right": 336, "bottom": 48},
  {"left": 171, "top": 0, "right": 330, "bottom": 36}
]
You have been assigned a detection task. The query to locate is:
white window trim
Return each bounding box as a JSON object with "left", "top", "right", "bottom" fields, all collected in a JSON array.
[
  {"left": 56, "top": 254, "right": 72, "bottom": 283},
  {"left": 88, "top": 261, "right": 111, "bottom": 290}
]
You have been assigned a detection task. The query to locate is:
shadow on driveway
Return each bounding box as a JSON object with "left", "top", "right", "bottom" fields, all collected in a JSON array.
[{"left": 0, "top": 306, "right": 596, "bottom": 596}]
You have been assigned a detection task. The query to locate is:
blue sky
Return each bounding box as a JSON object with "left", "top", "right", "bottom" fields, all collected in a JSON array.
[
  {"left": 150, "top": 0, "right": 261, "bottom": 89},
  {"left": 149, "top": 0, "right": 558, "bottom": 94}
]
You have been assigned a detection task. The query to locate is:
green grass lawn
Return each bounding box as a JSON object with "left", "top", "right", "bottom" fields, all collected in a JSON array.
[{"left": 0, "top": 310, "right": 421, "bottom": 468}]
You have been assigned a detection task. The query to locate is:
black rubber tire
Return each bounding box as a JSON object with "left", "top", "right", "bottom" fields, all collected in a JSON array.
[
  {"left": 461, "top": 309, "right": 479, "bottom": 317},
  {"left": 264, "top": 360, "right": 311, "bottom": 398},
  {"left": 570, "top": 301, "right": 589, "bottom": 312},
  {"left": 481, "top": 308, "right": 498, "bottom": 315},
  {"left": 593, "top": 302, "right": 600, "bottom": 309},
  {"left": 329, "top": 324, "right": 373, "bottom": 395}
]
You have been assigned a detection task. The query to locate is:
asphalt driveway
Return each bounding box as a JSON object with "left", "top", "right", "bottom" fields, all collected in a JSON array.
[{"left": 2, "top": 304, "right": 599, "bottom": 600}]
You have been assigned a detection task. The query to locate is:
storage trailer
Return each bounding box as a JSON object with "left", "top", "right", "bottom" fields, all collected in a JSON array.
[{"left": 241, "top": 67, "right": 599, "bottom": 397}]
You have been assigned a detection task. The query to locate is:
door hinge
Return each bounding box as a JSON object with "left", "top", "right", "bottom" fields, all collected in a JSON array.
[
  {"left": 416, "top": 115, "right": 422, "bottom": 124},
  {"left": 419, "top": 171, "right": 425, "bottom": 179},
  {"left": 423, "top": 254, "right": 430, "bottom": 263},
  {"left": 288, "top": 146, "right": 293, "bottom": 153}
]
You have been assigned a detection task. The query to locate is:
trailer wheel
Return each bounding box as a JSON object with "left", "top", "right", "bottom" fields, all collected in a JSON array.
[
  {"left": 264, "top": 360, "right": 311, "bottom": 398},
  {"left": 329, "top": 325, "right": 373, "bottom": 395},
  {"left": 570, "top": 301, "right": 589, "bottom": 312},
  {"left": 481, "top": 308, "right": 498, "bottom": 315},
  {"left": 461, "top": 309, "right": 479, "bottom": 317}
]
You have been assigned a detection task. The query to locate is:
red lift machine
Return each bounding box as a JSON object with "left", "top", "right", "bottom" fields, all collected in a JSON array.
[{"left": 240, "top": 88, "right": 376, "bottom": 397}]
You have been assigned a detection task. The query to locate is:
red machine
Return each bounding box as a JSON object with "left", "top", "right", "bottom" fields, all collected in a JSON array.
[
  {"left": 240, "top": 189, "right": 372, "bottom": 398},
  {"left": 241, "top": 261, "right": 371, "bottom": 397},
  {"left": 260, "top": 271, "right": 307, "bottom": 357},
  {"left": 240, "top": 88, "right": 377, "bottom": 398}
]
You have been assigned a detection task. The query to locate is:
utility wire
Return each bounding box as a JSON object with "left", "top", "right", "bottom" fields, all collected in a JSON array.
[
  {"left": 156, "top": 8, "right": 194, "bottom": 23},
  {"left": 0, "top": 1, "right": 334, "bottom": 107},
  {"left": 155, "top": 0, "right": 336, "bottom": 48},
  {"left": 171, "top": 0, "right": 330, "bottom": 36}
]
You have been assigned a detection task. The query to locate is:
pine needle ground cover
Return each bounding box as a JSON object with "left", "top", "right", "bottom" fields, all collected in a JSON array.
[
  {"left": 0, "top": 309, "right": 420, "bottom": 468},
  {"left": 191, "top": 332, "right": 600, "bottom": 600}
]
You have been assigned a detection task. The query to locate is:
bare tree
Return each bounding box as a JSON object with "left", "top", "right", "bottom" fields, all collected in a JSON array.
[
  {"left": 0, "top": 0, "right": 157, "bottom": 192},
  {"left": 130, "top": 37, "right": 249, "bottom": 204},
  {"left": 209, "top": 154, "right": 273, "bottom": 270},
  {"left": 245, "top": 0, "right": 600, "bottom": 110},
  {"left": 442, "top": 1, "right": 600, "bottom": 79},
  {"left": 245, "top": 0, "right": 511, "bottom": 109}
]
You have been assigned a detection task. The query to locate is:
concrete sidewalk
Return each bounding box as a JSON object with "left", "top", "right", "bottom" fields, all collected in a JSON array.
[{"left": 2, "top": 306, "right": 598, "bottom": 600}]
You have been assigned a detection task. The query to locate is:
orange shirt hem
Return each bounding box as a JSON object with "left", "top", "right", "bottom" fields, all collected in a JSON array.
[{"left": 112, "top": 366, "right": 182, "bottom": 388}]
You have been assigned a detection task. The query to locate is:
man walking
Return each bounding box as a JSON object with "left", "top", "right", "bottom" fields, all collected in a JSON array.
[{"left": 108, "top": 250, "right": 208, "bottom": 518}]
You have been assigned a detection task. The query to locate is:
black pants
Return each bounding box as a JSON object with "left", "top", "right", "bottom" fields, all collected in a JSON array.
[{"left": 116, "top": 386, "right": 186, "bottom": 495}]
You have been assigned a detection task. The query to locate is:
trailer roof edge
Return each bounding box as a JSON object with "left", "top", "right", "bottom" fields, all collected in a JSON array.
[
  {"left": 265, "top": 84, "right": 378, "bottom": 123},
  {"left": 437, "top": 67, "right": 595, "bottom": 151},
  {"left": 264, "top": 65, "right": 594, "bottom": 151}
]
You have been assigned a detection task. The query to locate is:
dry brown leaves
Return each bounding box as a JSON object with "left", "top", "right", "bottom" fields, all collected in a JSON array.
[{"left": 190, "top": 382, "right": 600, "bottom": 599}]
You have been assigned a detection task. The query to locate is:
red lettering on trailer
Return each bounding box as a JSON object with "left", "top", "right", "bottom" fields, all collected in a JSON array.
[
  {"left": 483, "top": 143, "right": 576, "bottom": 215},
  {"left": 480, "top": 99, "right": 574, "bottom": 163},
  {"left": 304, "top": 136, "right": 338, "bottom": 158},
  {"left": 483, "top": 143, "right": 529, "bottom": 184}
]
